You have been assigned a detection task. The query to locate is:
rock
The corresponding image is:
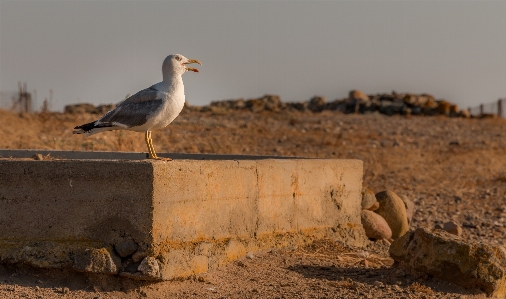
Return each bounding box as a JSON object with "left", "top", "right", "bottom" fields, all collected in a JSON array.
[
  {"left": 347, "top": 90, "right": 370, "bottom": 113},
  {"left": 459, "top": 109, "right": 471, "bottom": 118},
  {"left": 73, "top": 248, "right": 121, "bottom": 274},
  {"left": 374, "top": 191, "right": 409, "bottom": 239},
  {"left": 138, "top": 256, "right": 160, "bottom": 278},
  {"left": 246, "top": 95, "right": 282, "bottom": 112},
  {"left": 349, "top": 90, "right": 370, "bottom": 103},
  {"left": 390, "top": 228, "right": 506, "bottom": 297},
  {"left": 436, "top": 100, "right": 452, "bottom": 116},
  {"left": 400, "top": 195, "right": 415, "bottom": 224},
  {"left": 114, "top": 240, "right": 138, "bottom": 258},
  {"left": 443, "top": 221, "right": 463, "bottom": 236},
  {"left": 361, "top": 210, "right": 392, "bottom": 240},
  {"left": 403, "top": 94, "right": 435, "bottom": 107},
  {"left": 64, "top": 103, "right": 96, "bottom": 114},
  {"left": 379, "top": 101, "right": 404, "bottom": 116},
  {"left": 308, "top": 96, "right": 326, "bottom": 112},
  {"left": 132, "top": 244, "right": 149, "bottom": 263},
  {"left": 361, "top": 187, "right": 377, "bottom": 210},
  {"left": 367, "top": 201, "right": 380, "bottom": 211}
]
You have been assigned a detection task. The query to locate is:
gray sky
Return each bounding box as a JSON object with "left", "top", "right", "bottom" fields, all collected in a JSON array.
[{"left": 1, "top": 0, "right": 506, "bottom": 111}]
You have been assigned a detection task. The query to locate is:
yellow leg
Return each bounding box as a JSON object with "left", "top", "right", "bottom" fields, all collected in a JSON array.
[
  {"left": 145, "top": 131, "right": 157, "bottom": 159},
  {"left": 147, "top": 131, "right": 158, "bottom": 159},
  {"left": 145, "top": 131, "right": 172, "bottom": 161}
]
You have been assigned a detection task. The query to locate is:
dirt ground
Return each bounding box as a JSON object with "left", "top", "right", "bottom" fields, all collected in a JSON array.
[{"left": 1, "top": 108, "right": 505, "bottom": 298}]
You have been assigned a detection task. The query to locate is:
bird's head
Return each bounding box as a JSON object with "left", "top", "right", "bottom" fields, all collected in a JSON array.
[{"left": 162, "top": 54, "right": 202, "bottom": 77}]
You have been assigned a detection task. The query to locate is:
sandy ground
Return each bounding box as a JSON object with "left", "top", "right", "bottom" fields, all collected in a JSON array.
[{"left": 1, "top": 108, "right": 505, "bottom": 298}]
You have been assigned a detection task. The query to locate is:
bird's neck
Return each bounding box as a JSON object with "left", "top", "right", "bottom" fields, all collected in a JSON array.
[{"left": 160, "top": 74, "right": 184, "bottom": 91}]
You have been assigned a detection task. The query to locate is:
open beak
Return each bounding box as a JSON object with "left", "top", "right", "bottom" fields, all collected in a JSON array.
[{"left": 184, "top": 59, "right": 202, "bottom": 73}]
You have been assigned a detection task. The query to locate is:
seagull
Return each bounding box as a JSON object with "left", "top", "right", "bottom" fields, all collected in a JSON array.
[{"left": 73, "top": 54, "right": 201, "bottom": 160}]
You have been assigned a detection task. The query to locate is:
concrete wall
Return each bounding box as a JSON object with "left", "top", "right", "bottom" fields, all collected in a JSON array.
[{"left": 0, "top": 153, "right": 366, "bottom": 280}]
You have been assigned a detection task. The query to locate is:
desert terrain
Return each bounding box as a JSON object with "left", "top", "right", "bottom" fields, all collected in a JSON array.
[{"left": 1, "top": 107, "right": 505, "bottom": 298}]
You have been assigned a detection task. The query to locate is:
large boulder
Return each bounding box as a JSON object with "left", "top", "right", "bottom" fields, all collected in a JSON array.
[
  {"left": 390, "top": 228, "right": 506, "bottom": 298},
  {"left": 374, "top": 191, "right": 409, "bottom": 239}
]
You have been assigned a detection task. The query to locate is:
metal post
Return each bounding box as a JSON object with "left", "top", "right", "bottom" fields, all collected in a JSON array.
[
  {"left": 498, "top": 99, "right": 503, "bottom": 118},
  {"left": 480, "top": 104, "right": 484, "bottom": 116}
]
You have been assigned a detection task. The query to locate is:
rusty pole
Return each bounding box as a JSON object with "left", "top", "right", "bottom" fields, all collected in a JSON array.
[{"left": 498, "top": 99, "right": 503, "bottom": 118}]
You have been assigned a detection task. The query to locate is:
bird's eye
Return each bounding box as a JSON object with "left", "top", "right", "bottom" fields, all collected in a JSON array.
[{"left": 175, "top": 56, "right": 182, "bottom": 61}]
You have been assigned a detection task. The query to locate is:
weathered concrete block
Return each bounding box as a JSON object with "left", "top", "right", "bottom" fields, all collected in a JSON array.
[{"left": 0, "top": 153, "right": 366, "bottom": 280}]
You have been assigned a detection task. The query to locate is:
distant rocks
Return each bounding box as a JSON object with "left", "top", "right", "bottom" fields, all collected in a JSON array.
[
  {"left": 390, "top": 228, "right": 506, "bottom": 297},
  {"left": 197, "top": 90, "right": 470, "bottom": 117},
  {"left": 65, "top": 89, "right": 471, "bottom": 118},
  {"left": 64, "top": 103, "right": 115, "bottom": 114}
]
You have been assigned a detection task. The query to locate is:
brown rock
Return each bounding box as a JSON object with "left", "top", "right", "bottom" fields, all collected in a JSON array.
[
  {"left": 73, "top": 248, "right": 121, "bottom": 274},
  {"left": 443, "top": 221, "right": 463, "bottom": 237},
  {"left": 437, "top": 100, "right": 452, "bottom": 116},
  {"left": 138, "top": 256, "right": 161, "bottom": 278},
  {"left": 361, "top": 210, "right": 392, "bottom": 240},
  {"left": 349, "top": 90, "right": 370, "bottom": 103},
  {"left": 308, "top": 96, "right": 326, "bottom": 112},
  {"left": 367, "top": 201, "right": 380, "bottom": 211},
  {"left": 361, "top": 187, "right": 377, "bottom": 210},
  {"left": 390, "top": 228, "right": 506, "bottom": 298},
  {"left": 114, "top": 240, "right": 138, "bottom": 258},
  {"left": 375, "top": 191, "right": 409, "bottom": 239}
]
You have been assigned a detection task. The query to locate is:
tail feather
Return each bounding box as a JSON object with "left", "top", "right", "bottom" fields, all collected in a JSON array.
[{"left": 73, "top": 121, "right": 117, "bottom": 136}]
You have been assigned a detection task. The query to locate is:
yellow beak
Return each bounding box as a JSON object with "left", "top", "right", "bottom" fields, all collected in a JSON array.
[{"left": 184, "top": 59, "right": 202, "bottom": 72}]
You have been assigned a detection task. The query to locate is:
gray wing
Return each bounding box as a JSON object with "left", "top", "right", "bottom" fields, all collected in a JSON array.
[{"left": 97, "top": 88, "right": 164, "bottom": 128}]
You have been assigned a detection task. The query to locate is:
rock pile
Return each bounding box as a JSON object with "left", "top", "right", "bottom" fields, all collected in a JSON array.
[
  {"left": 64, "top": 89, "right": 469, "bottom": 117},
  {"left": 360, "top": 188, "right": 412, "bottom": 242},
  {"left": 64, "top": 103, "right": 115, "bottom": 114},
  {"left": 198, "top": 90, "right": 469, "bottom": 117}
]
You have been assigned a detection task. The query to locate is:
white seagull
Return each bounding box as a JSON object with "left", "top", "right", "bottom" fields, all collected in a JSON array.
[{"left": 73, "top": 54, "right": 201, "bottom": 160}]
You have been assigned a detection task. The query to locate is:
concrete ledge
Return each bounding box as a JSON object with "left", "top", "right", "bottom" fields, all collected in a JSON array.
[
  {"left": 0, "top": 151, "right": 366, "bottom": 280},
  {"left": 0, "top": 149, "right": 301, "bottom": 160}
]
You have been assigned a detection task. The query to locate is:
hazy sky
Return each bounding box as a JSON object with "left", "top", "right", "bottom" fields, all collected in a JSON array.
[{"left": 1, "top": 0, "right": 506, "bottom": 111}]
